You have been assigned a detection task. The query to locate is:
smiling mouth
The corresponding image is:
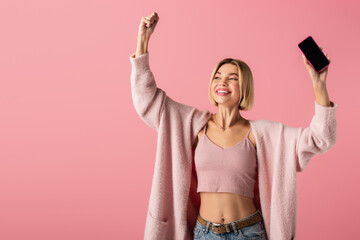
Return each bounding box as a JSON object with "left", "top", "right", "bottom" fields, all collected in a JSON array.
[{"left": 216, "top": 91, "right": 231, "bottom": 96}]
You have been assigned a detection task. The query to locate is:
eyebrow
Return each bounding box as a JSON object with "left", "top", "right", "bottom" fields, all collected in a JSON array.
[{"left": 215, "top": 72, "right": 239, "bottom": 77}]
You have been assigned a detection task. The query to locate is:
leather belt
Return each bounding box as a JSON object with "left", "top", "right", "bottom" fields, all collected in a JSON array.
[{"left": 197, "top": 211, "right": 263, "bottom": 234}]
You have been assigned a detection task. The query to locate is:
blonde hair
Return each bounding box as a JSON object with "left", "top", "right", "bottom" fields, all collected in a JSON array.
[{"left": 208, "top": 58, "right": 254, "bottom": 111}]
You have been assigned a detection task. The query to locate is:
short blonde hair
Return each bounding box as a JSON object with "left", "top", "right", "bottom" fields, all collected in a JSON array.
[{"left": 208, "top": 58, "right": 254, "bottom": 111}]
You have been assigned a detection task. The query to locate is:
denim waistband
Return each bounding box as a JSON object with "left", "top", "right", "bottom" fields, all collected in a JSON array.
[{"left": 199, "top": 209, "right": 262, "bottom": 226}]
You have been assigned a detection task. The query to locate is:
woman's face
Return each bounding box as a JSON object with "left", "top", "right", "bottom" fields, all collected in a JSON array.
[{"left": 211, "top": 63, "right": 241, "bottom": 108}]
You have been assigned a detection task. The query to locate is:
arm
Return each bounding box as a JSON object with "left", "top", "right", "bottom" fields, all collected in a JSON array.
[
  {"left": 130, "top": 49, "right": 211, "bottom": 134},
  {"left": 130, "top": 51, "right": 166, "bottom": 131},
  {"left": 296, "top": 51, "right": 337, "bottom": 172},
  {"left": 135, "top": 11, "right": 158, "bottom": 58},
  {"left": 296, "top": 100, "right": 337, "bottom": 172},
  {"left": 135, "top": 34, "right": 149, "bottom": 58},
  {"left": 129, "top": 12, "right": 165, "bottom": 131},
  {"left": 130, "top": 12, "right": 210, "bottom": 134}
]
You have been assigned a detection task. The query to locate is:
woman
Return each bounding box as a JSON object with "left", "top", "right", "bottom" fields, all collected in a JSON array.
[{"left": 131, "top": 11, "right": 337, "bottom": 240}]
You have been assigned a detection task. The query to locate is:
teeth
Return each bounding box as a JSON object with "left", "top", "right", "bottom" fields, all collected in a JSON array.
[{"left": 217, "top": 91, "right": 230, "bottom": 93}]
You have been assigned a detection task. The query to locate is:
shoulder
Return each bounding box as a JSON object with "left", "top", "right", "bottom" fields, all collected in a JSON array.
[
  {"left": 249, "top": 119, "right": 301, "bottom": 146},
  {"left": 191, "top": 111, "right": 212, "bottom": 150},
  {"left": 193, "top": 120, "right": 208, "bottom": 149},
  {"left": 249, "top": 119, "right": 282, "bottom": 131},
  {"left": 249, "top": 119, "right": 287, "bottom": 140}
]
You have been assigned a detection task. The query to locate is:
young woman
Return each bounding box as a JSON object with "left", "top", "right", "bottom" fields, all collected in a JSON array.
[{"left": 131, "top": 11, "right": 336, "bottom": 240}]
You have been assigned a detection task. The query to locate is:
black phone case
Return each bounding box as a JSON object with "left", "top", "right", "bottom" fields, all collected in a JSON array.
[{"left": 298, "top": 36, "right": 330, "bottom": 72}]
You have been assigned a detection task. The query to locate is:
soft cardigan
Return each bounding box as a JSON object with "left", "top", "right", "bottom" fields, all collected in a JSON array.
[{"left": 129, "top": 52, "right": 337, "bottom": 240}]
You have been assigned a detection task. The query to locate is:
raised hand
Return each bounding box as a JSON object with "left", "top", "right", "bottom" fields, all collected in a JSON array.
[
  {"left": 302, "top": 47, "right": 330, "bottom": 87},
  {"left": 138, "top": 11, "right": 160, "bottom": 39}
]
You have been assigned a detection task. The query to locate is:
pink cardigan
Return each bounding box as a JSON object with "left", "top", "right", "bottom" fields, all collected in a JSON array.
[{"left": 129, "top": 52, "right": 337, "bottom": 240}]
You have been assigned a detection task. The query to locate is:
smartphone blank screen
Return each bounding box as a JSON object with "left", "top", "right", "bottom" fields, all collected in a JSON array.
[{"left": 298, "top": 36, "right": 330, "bottom": 72}]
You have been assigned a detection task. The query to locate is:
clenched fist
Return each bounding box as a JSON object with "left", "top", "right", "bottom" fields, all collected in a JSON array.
[{"left": 138, "top": 11, "right": 159, "bottom": 39}]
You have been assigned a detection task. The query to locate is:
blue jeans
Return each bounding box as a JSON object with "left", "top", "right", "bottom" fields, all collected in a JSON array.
[{"left": 193, "top": 209, "right": 268, "bottom": 240}]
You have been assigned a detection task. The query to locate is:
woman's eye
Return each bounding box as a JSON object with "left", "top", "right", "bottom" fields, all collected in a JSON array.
[{"left": 214, "top": 77, "right": 237, "bottom": 80}]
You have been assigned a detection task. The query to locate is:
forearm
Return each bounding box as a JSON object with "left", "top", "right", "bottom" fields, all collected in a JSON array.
[
  {"left": 314, "top": 83, "right": 331, "bottom": 107},
  {"left": 136, "top": 35, "right": 150, "bottom": 58},
  {"left": 130, "top": 46, "right": 166, "bottom": 131}
]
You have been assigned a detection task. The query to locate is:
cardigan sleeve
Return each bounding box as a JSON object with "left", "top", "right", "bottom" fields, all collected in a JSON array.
[
  {"left": 295, "top": 100, "right": 338, "bottom": 172},
  {"left": 129, "top": 51, "right": 207, "bottom": 133},
  {"left": 129, "top": 51, "right": 168, "bottom": 131}
]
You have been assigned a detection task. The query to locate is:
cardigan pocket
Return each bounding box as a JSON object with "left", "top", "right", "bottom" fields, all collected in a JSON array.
[
  {"left": 149, "top": 210, "right": 168, "bottom": 223},
  {"left": 144, "top": 211, "right": 168, "bottom": 239}
]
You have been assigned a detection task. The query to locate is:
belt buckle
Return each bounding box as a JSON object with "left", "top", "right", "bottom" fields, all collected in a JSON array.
[
  {"left": 225, "top": 224, "right": 232, "bottom": 233},
  {"left": 211, "top": 222, "right": 232, "bottom": 234},
  {"left": 211, "top": 223, "right": 220, "bottom": 233}
]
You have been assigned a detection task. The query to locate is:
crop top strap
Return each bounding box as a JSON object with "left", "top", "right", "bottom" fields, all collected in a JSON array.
[{"left": 246, "top": 126, "right": 251, "bottom": 138}]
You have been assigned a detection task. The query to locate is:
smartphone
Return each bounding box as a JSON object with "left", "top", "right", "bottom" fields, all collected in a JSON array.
[{"left": 298, "top": 36, "right": 330, "bottom": 72}]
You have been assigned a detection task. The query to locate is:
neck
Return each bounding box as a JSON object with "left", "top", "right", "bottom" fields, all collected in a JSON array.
[{"left": 213, "top": 105, "right": 243, "bottom": 130}]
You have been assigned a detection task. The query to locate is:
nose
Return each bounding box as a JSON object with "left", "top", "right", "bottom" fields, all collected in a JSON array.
[{"left": 219, "top": 78, "right": 228, "bottom": 85}]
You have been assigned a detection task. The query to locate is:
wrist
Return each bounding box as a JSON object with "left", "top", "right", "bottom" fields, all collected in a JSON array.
[
  {"left": 316, "top": 98, "right": 331, "bottom": 107},
  {"left": 313, "top": 81, "right": 327, "bottom": 90},
  {"left": 314, "top": 87, "right": 330, "bottom": 107},
  {"left": 136, "top": 36, "right": 150, "bottom": 57},
  {"left": 137, "top": 34, "right": 150, "bottom": 42}
]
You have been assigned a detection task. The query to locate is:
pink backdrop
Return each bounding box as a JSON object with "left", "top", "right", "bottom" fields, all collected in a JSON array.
[{"left": 0, "top": 0, "right": 358, "bottom": 239}]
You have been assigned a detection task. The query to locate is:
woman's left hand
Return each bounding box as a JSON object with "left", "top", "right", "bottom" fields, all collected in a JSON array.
[{"left": 302, "top": 47, "right": 330, "bottom": 87}]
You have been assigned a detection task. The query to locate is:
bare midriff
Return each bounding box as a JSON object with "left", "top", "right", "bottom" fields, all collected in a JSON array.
[
  {"left": 195, "top": 118, "right": 258, "bottom": 225},
  {"left": 199, "top": 192, "right": 257, "bottom": 224}
]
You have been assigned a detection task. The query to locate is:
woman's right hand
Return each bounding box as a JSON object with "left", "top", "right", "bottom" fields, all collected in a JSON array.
[{"left": 138, "top": 11, "right": 159, "bottom": 39}]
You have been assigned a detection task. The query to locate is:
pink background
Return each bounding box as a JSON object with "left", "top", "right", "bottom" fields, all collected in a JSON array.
[{"left": 0, "top": 0, "right": 358, "bottom": 239}]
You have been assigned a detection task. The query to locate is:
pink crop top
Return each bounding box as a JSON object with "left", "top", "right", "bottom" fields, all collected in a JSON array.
[{"left": 194, "top": 123, "right": 257, "bottom": 198}]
